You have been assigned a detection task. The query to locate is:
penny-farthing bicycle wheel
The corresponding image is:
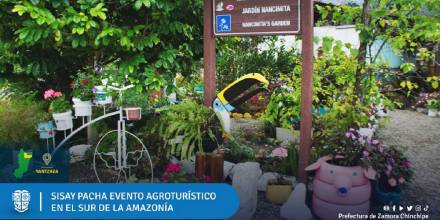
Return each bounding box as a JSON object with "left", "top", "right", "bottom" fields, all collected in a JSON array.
[{"left": 93, "top": 130, "right": 153, "bottom": 183}]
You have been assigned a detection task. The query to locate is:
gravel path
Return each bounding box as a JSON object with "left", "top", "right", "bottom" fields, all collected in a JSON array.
[{"left": 376, "top": 110, "right": 440, "bottom": 218}]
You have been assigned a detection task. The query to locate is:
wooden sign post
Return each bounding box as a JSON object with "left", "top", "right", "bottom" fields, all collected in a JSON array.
[{"left": 203, "top": 0, "right": 313, "bottom": 183}]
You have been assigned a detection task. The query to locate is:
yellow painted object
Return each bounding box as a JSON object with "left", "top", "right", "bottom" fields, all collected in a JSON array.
[
  {"left": 243, "top": 113, "right": 252, "bottom": 119},
  {"left": 217, "top": 73, "right": 269, "bottom": 107},
  {"left": 24, "top": 152, "right": 33, "bottom": 159},
  {"left": 266, "top": 184, "right": 293, "bottom": 204},
  {"left": 213, "top": 73, "right": 269, "bottom": 133}
]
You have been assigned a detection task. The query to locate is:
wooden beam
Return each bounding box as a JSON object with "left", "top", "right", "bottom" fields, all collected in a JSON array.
[
  {"left": 298, "top": 0, "right": 314, "bottom": 184},
  {"left": 203, "top": 0, "right": 216, "bottom": 106}
]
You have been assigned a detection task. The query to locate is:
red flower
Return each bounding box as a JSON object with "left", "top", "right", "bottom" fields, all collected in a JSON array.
[
  {"left": 81, "top": 79, "right": 88, "bottom": 86},
  {"left": 204, "top": 176, "right": 214, "bottom": 183},
  {"left": 162, "top": 174, "right": 169, "bottom": 182},
  {"left": 165, "top": 163, "right": 181, "bottom": 173}
]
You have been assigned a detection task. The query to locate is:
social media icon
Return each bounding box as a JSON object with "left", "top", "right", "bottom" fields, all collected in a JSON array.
[
  {"left": 415, "top": 205, "right": 422, "bottom": 212},
  {"left": 423, "top": 205, "right": 429, "bottom": 212},
  {"left": 399, "top": 206, "right": 404, "bottom": 211},
  {"left": 383, "top": 205, "right": 390, "bottom": 211},
  {"left": 407, "top": 206, "right": 413, "bottom": 211},
  {"left": 392, "top": 205, "right": 396, "bottom": 211}
]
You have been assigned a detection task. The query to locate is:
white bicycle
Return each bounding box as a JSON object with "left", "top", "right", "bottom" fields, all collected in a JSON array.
[{"left": 52, "top": 85, "right": 153, "bottom": 183}]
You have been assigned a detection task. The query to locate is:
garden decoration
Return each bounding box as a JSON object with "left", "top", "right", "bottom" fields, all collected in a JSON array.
[
  {"left": 44, "top": 89, "right": 73, "bottom": 132},
  {"left": 51, "top": 85, "right": 153, "bottom": 183},
  {"left": 212, "top": 73, "right": 269, "bottom": 133},
  {"left": 305, "top": 155, "right": 376, "bottom": 220},
  {"left": 37, "top": 121, "right": 56, "bottom": 153},
  {"left": 117, "top": 89, "right": 150, "bottom": 121},
  {"left": 72, "top": 98, "right": 93, "bottom": 118},
  {"left": 71, "top": 73, "right": 95, "bottom": 118},
  {"left": 94, "top": 86, "right": 113, "bottom": 106},
  {"left": 306, "top": 129, "right": 381, "bottom": 220}
]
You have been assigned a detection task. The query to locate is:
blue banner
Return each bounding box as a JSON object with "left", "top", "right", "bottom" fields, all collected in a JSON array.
[{"left": 1, "top": 183, "right": 240, "bottom": 219}]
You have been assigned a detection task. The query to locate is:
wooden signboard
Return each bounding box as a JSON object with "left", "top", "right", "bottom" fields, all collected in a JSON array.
[
  {"left": 213, "top": 0, "right": 301, "bottom": 36},
  {"left": 204, "top": 0, "right": 313, "bottom": 183}
]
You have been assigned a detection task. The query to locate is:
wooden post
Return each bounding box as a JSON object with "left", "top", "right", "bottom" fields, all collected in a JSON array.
[
  {"left": 195, "top": 152, "right": 206, "bottom": 178},
  {"left": 203, "top": 0, "right": 216, "bottom": 106},
  {"left": 298, "top": 0, "right": 314, "bottom": 184}
]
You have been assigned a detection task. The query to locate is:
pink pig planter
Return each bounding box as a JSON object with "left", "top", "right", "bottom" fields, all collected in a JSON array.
[{"left": 305, "top": 156, "right": 376, "bottom": 220}]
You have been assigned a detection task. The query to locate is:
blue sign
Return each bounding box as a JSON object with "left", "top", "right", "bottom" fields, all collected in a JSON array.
[
  {"left": 216, "top": 15, "right": 231, "bottom": 32},
  {"left": 0, "top": 183, "right": 240, "bottom": 219}
]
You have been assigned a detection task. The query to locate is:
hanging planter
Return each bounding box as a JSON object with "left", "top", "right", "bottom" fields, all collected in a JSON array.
[
  {"left": 44, "top": 89, "right": 72, "bottom": 130},
  {"left": 52, "top": 110, "right": 73, "bottom": 130},
  {"left": 125, "top": 107, "right": 142, "bottom": 121},
  {"left": 37, "top": 121, "right": 56, "bottom": 139},
  {"left": 72, "top": 98, "right": 92, "bottom": 117},
  {"left": 94, "top": 86, "right": 112, "bottom": 105}
]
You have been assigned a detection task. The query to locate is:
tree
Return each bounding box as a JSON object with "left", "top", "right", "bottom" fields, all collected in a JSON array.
[
  {"left": 318, "top": 0, "right": 440, "bottom": 99},
  {"left": 0, "top": 0, "right": 204, "bottom": 94}
]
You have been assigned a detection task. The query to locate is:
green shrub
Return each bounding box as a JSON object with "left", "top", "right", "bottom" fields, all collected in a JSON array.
[
  {"left": 153, "top": 100, "right": 223, "bottom": 160},
  {"left": 0, "top": 98, "right": 50, "bottom": 147}
]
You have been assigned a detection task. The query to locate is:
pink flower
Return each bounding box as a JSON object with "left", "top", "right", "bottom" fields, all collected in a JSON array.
[
  {"left": 398, "top": 177, "right": 405, "bottom": 184},
  {"left": 386, "top": 170, "right": 391, "bottom": 176},
  {"left": 387, "top": 164, "right": 393, "bottom": 171},
  {"left": 271, "top": 147, "right": 288, "bottom": 158},
  {"left": 204, "top": 176, "right": 214, "bottom": 183},
  {"left": 44, "top": 89, "right": 55, "bottom": 100},
  {"left": 53, "top": 91, "right": 63, "bottom": 97},
  {"left": 162, "top": 174, "right": 169, "bottom": 182},
  {"left": 165, "top": 163, "right": 181, "bottom": 173},
  {"left": 377, "top": 145, "right": 384, "bottom": 153},
  {"left": 372, "top": 139, "right": 379, "bottom": 145},
  {"left": 388, "top": 178, "right": 397, "bottom": 187},
  {"left": 363, "top": 150, "right": 369, "bottom": 157}
]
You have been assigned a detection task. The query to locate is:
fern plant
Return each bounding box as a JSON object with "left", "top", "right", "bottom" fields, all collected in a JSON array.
[{"left": 153, "top": 100, "right": 223, "bottom": 160}]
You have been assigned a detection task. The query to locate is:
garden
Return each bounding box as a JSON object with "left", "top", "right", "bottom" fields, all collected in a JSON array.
[{"left": 0, "top": 0, "right": 439, "bottom": 220}]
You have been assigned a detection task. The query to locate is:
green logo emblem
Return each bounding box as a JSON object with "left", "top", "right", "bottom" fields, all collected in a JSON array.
[{"left": 13, "top": 148, "right": 33, "bottom": 179}]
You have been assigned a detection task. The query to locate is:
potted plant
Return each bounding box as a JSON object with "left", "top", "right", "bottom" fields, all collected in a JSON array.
[
  {"left": 426, "top": 99, "right": 438, "bottom": 117},
  {"left": 44, "top": 89, "right": 73, "bottom": 130},
  {"left": 306, "top": 129, "right": 377, "bottom": 220},
  {"left": 370, "top": 146, "right": 412, "bottom": 205},
  {"left": 37, "top": 120, "right": 55, "bottom": 139},
  {"left": 266, "top": 174, "right": 294, "bottom": 204},
  {"left": 263, "top": 146, "right": 297, "bottom": 204},
  {"left": 118, "top": 89, "right": 149, "bottom": 121},
  {"left": 71, "top": 72, "right": 95, "bottom": 117},
  {"left": 263, "top": 89, "right": 300, "bottom": 144},
  {"left": 93, "top": 85, "right": 113, "bottom": 105},
  {"left": 154, "top": 100, "right": 224, "bottom": 160}
]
